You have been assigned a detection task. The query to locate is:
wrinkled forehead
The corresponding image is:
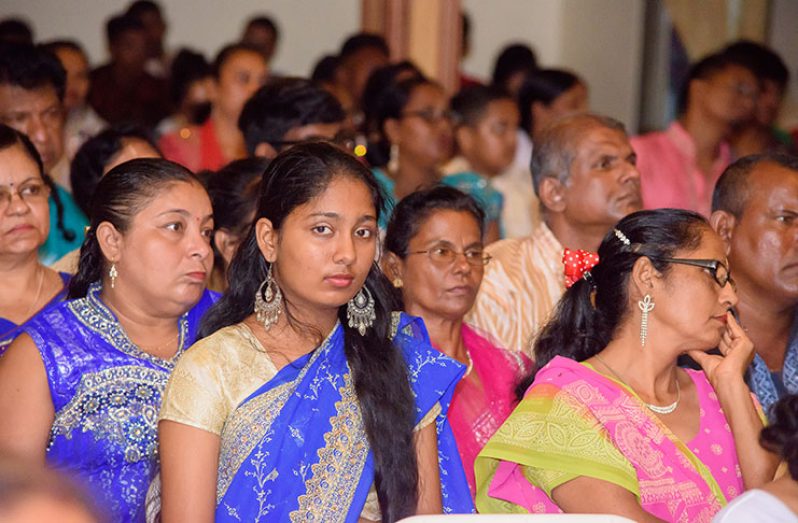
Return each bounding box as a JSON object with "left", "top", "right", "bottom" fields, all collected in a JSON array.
[{"left": 0, "top": 84, "right": 60, "bottom": 114}]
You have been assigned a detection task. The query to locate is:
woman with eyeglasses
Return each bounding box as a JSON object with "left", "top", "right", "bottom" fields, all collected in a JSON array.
[
  {"left": 0, "top": 125, "right": 70, "bottom": 356},
  {"left": 382, "top": 185, "right": 531, "bottom": 498},
  {"left": 476, "top": 209, "right": 778, "bottom": 521}
]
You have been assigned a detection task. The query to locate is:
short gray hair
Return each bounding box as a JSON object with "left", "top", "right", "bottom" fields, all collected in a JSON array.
[{"left": 531, "top": 113, "right": 627, "bottom": 196}]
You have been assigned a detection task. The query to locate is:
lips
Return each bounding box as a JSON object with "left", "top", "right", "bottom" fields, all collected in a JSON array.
[
  {"left": 4, "top": 224, "right": 36, "bottom": 236},
  {"left": 185, "top": 271, "right": 208, "bottom": 282},
  {"left": 446, "top": 285, "right": 474, "bottom": 296},
  {"left": 325, "top": 274, "right": 355, "bottom": 288}
]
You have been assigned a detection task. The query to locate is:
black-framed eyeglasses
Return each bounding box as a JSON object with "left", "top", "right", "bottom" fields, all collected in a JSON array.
[
  {"left": 0, "top": 180, "right": 51, "bottom": 211},
  {"left": 269, "top": 131, "right": 357, "bottom": 152},
  {"left": 400, "top": 108, "right": 453, "bottom": 125},
  {"left": 407, "top": 246, "right": 491, "bottom": 267},
  {"left": 655, "top": 257, "right": 735, "bottom": 289}
]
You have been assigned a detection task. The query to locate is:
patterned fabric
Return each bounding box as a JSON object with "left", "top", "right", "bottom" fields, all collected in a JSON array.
[
  {"left": 747, "top": 317, "right": 798, "bottom": 419},
  {"left": 476, "top": 356, "right": 749, "bottom": 522},
  {"left": 0, "top": 272, "right": 70, "bottom": 357},
  {"left": 466, "top": 222, "right": 565, "bottom": 356},
  {"left": 449, "top": 324, "right": 532, "bottom": 497},
  {"left": 23, "top": 283, "right": 217, "bottom": 523},
  {"left": 177, "top": 313, "right": 474, "bottom": 522},
  {"left": 561, "top": 248, "right": 599, "bottom": 288},
  {"left": 632, "top": 122, "right": 732, "bottom": 217}
]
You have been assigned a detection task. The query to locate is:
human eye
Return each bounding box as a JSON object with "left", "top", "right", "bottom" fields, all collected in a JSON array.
[
  {"left": 19, "top": 183, "right": 44, "bottom": 197},
  {"left": 595, "top": 155, "right": 615, "bottom": 169},
  {"left": 201, "top": 227, "right": 214, "bottom": 241},
  {"left": 776, "top": 213, "right": 797, "bottom": 225},
  {"left": 430, "top": 246, "right": 453, "bottom": 260},
  {"left": 164, "top": 221, "right": 184, "bottom": 232},
  {"left": 312, "top": 224, "right": 333, "bottom": 235},
  {"left": 355, "top": 226, "right": 375, "bottom": 239},
  {"left": 464, "top": 248, "right": 484, "bottom": 260}
]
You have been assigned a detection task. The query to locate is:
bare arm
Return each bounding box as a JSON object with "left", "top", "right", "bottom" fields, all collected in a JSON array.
[
  {"left": 688, "top": 311, "right": 779, "bottom": 488},
  {"left": 0, "top": 334, "right": 54, "bottom": 461},
  {"left": 552, "top": 476, "right": 666, "bottom": 522},
  {"left": 414, "top": 420, "right": 443, "bottom": 514},
  {"left": 158, "top": 420, "right": 221, "bottom": 523}
]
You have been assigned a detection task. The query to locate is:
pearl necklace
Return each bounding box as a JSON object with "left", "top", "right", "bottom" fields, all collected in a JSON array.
[{"left": 593, "top": 353, "right": 681, "bottom": 415}]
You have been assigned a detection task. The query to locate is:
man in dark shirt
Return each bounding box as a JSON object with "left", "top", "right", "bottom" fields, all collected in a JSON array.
[{"left": 89, "top": 14, "right": 169, "bottom": 127}]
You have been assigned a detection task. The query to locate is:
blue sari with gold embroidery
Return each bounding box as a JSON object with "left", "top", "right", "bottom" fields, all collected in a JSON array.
[
  {"left": 23, "top": 282, "right": 217, "bottom": 523},
  {"left": 215, "top": 313, "right": 474, "bottom": 521}
]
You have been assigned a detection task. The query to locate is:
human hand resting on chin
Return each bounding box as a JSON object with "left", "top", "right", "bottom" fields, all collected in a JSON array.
[{"left": 688, "top": 311, "right": 754, "bottom": 390}]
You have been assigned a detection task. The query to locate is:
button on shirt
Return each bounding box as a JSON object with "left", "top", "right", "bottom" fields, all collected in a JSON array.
[{"left": 631, "top": 122, "right": 731, "bottom": 217}]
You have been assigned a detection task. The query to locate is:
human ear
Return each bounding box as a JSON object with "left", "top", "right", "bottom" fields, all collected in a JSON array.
[
  {"left": 538, "top": 177, "right": 566, "bottom": 213},
  {"left": 384, "top": 118, "right": 401, "bottom": 146},
  {"left": 629, "top": 255, "right": 661, "bottom": 300},
  {"left": 213, "top": 228, "right": 239, "bottom": 267},
  {"left": 709, "top": 211, "right": 736, "bottom": 253},
  {"left": 380, "top": 251, "right": 406, "bottom": 283},
  {"left": 254, "top": 142, "right": 278, "bottom": 159},
  {"left": 255, "top": 217, "right": 278, "bottom": 263},
  {"left": 96, "top": 221, "right": 123, "bottom": 263}
]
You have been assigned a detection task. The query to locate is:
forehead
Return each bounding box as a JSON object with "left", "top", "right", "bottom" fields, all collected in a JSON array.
[
  {"left": 296, "top": 175, "right": 375, "bottom": 216},
  {"left": 742, "top": 163, "right": 798, "bottom": 210},
  {"left": 685, "top": 227, "right": 726, "bottom": 259},
  {"left": 55, "top": 47, "right": 87, "bottom": 67},
  {"left": 709, "top": 64, "right": 756, "bottom": 83},
  {"left": 0, "top": 144, "right": 42, "bottom": 183},
  {"left": 407, "top": 84, "right": 446, "bottom": 106},
  {"left": 572, "top": 124, "right": 629, "bottom": 155},
  {"left": 221, "top": 50, "right": 266, "bottom": 72},
  {"left": 413, "top": 209, "right": 481, "bottom": 242},
  {"left": 0, "top": 84, "right": 60, "bottom": 114},
  {"left": 483, "top": 99, "right": 518, "bottom": 118},
  {"left": 135, "top": 180, "right": 211, "bottom": 215}
]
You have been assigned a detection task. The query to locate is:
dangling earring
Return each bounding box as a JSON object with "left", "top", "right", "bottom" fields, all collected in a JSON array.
[
  {"left": 638, "top": 294, "right": 655, "bottom": 347},
  {"left": 254, "top": 265, "right": 282, "bottom": 331},
  {"left": 392, "top": 277, "right": 403, "bottom": 289},
  {"left": 109, "top": 263, "right": 118, "bottom": 289},
  {"left": 388, "top": 143, "right": 399, "bottom": 174},
  {"left": 347, "top": 285, "right": 376, "bottom": 336}
]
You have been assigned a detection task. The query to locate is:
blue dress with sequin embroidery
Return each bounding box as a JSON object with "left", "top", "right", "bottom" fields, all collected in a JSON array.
[{"left": 22, "top": 283, "right": 217, "bottom": 523}]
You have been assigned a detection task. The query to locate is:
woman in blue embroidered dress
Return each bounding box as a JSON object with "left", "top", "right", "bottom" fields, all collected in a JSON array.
[
  {"left": 0, "top": 125, "right": 70, "bottom": 356},
  {"left": 0, "top": 158, "right": 217, "bottom": 523},
  {"left": 157, "top": 142, "right": 472, "bottom": 522}
]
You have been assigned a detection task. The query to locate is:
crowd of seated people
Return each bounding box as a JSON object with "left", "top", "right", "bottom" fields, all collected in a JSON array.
[{"left": 1, "top": 3, "right": 798, "bottom": 522}]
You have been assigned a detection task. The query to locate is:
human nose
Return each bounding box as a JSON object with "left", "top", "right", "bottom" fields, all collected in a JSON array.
[
  {"left": 720, "top": 280, "right": 738, "bottom": 309},
  {"left": 1, "top": 189, "right": 30, "bottom": 215},
  {"left": 450, "top": 251, "right": 473, "bottom": 274},
  {"left": 26, "top": 114, "right": 50, "bottom": 146},
  {"left": 333, "top": 233, "right": 356, "bottom": 265},
  {"left": 188, "top": 228, "right": 213, "bottom": 262}
]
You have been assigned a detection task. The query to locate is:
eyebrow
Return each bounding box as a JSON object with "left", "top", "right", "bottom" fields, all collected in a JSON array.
[
  {"left": 308, "top": 212, "right": 377, "bottom": 223},
  {"left": 0, "top": 176, "right": 41, "bottom": 188},
  {"left": 156, "top": 209, "right": 214, "bottom": 222}
]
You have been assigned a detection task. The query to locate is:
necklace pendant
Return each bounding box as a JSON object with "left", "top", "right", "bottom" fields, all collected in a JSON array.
[{"left": 645, "top": 400, "right": 678, "bottom": 415}]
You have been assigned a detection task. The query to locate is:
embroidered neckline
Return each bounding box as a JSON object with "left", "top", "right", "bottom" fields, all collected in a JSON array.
[{"left": 69, "top": 282, "right": 189, "bottom": 370}]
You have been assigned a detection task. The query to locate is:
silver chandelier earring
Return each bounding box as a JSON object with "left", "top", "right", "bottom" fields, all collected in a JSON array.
[
  {"left": 347, "top": 285, "right": 376, "bottom": 336},
  {"left": 109, "top": 263, "right": 118, "bottom": 289},
  {"left": 638, "top": 294, "right": 655, "bottom": 347},
  {"left": 254, "top": 265, "right": 283, "bottom": 331}
]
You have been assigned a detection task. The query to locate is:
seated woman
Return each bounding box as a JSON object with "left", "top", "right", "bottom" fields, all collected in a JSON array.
[
  {"left": 157, "top": 142, "right": 472, "bottom": 522},
  {"left": 0, "top": 158, "right": 217, "bottom": 522},
  {"left": 0, "top": 125, "right": 70, "bottom": 356},
  {"left": 204, "top": 157, "right": 266, "bottom": 292},
  {"left": 476, "top": 209, "right": 778, "bottom": 522},
  {"left": 159, "top": 43, "right": 268, "bottom": 172},
  {"left": 382, "top": 185, "right": 531, "bottom": 497},
  {"left": 714, "top": 394, "right": 798, "bottom": 521}
]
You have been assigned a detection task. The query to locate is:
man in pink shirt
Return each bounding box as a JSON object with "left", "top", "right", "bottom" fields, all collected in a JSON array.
[{"left": 632, "top": 51, "right": 758, "bottom": 216}]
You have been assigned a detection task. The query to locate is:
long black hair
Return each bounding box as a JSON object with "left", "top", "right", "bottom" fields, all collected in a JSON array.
[
  {"left": 761, "top": 394, "right": 798, "bottom": 480},
  {"left": 518, "top": 69, "right": 583, "bottom": 134},
  {"left": 68, "top": 158, "right": 199, "bottom": 299},
  {"left": 517, "top": 209, "right": 709, "bottom": 398},
  {"left": 199, "top": 141, "right": 419, "bottom": 522}
]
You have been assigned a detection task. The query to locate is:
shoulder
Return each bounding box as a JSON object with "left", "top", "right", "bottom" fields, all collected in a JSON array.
[
  {"left": 486, "top": 236, "right": 531, "bottom": 260},
  {"left": 714, "top": 489, "right": 795, "bottom": 522},
  {"left": 179, "top": 324, "right": 251, "bottom": 368}
]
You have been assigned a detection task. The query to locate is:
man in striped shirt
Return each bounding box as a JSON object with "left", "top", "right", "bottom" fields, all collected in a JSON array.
[{"left": 467, "top": 113, "right": 642, "bottom": 357}]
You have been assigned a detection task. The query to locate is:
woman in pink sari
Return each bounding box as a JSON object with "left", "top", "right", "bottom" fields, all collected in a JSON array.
[
  {"left": 476, "top": 209, "right": 778, "bottom": 522},
  {"left": 382, "top": 185, "right": 531, "bottom": 497}
]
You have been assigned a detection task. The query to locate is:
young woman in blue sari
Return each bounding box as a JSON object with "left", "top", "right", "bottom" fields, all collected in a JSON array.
[
  {"left": 0, "top": 125, "right": 70, "bottom": 356},
  {"left": 157, "top": 142, "right": 472, "bottom": 522},
  {"left": 0, "top": 158, "right": 217, "bottom": 522}
]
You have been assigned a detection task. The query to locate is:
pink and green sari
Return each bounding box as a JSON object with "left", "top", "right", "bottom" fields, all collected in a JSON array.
[{"left": 475, "top": 356, "right": 749, "bottom": 522}]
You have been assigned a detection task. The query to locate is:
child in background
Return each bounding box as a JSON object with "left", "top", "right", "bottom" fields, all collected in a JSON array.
[{"left": 444, "top": 85, "right": 537, "bottom": 241}]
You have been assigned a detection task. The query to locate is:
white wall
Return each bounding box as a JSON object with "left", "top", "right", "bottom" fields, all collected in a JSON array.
[
  {"left": 461, "top": 0, "right": 645, "bottom": 130},
  {"left": 0, "top": 0, "right": 360, "bottom": 78}
]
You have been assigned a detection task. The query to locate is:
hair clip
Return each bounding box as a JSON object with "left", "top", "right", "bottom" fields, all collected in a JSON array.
[{"left": 614, "top": 228, "right": 631, "bottom": 247}]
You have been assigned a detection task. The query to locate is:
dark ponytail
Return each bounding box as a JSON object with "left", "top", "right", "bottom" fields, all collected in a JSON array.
[
  {"left": 516, "top": 209, "right": 710, "bottom": 399},
  {"left": 760, "top": 394, "right": 798, "bottom": 480},
  {"left": 200, "top": 142, "right": 419, "bottom": 521},
  {"left": 68, "top": 158, "right": 199, "bottom": 298},
  {"left": 41, "top": 173, "right": 76, "bottom": 243}
]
